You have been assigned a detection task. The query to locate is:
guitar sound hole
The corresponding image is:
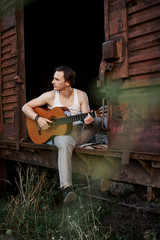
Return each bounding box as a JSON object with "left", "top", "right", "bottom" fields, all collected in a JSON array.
[{"left": 49, "top": 118, "right": 56, "bottom": 128}]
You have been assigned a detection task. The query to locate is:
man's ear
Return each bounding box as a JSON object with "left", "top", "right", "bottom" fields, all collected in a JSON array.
[{"left": 65, "top": 81, "right": 70, "bottom": 87}]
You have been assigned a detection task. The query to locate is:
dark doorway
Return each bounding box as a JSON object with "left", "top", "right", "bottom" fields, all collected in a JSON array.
[{"left": 24, "top": 0, "right": 104, "bottom": 109}]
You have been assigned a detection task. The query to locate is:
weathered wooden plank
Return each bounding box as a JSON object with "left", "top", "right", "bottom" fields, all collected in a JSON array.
[
  {"left": 130, "top": 73, "right": 160, "bottom": 82},
  {"left": 4, "top": 111, "right": 14, "bottom": 119},
  {"left": 2, "top": 57, "right": 17, "bottom": 67},
  {"left": 129, "top": 64, "right": 160, "bottom": 76},
  {"left": 127, "top": 0, "right": 160, "bottom": 14},
  {"left": 104, "top": 0, "right": 126, "bottom": 39},
  {"left": 3, "top": 73, "right": 16, "bottom": 82},
  {"left": 103, "top": 0, "right": 128, "bottom": 79},
  {"left": 127, "top": 1, "right": 160, "bottom": 82},
  {"left": 130, "top": 58, "right": 159, "bottom": 68},
  {"left": 2, "top": 51, "right": 17, "bottom": 61},
  {"left": 130, "top": 59, "right": 160, "bottom": 68},
  {"left": 1, "top": 34, "right": 15, "bottom": 47},
  {"left": 109, "top": 0, "right": 126, "bottom": 12},
  {"left": 3, "top": 102, "right": 17, "bottom": 111},
  {"left": 15, "top": 0, "right": 26, "bottom": 140},
  {"left": 4, "top": 118, "right": 12, "bottom": 124},
  {"left": 109, "top": 31, "right": 128, "bottom": 78},
  {"left": 0, "top": 10, "right": 4, "bottom": 127},
  {"left": 104, "top": 0, "right": 109, "bottom": 40},
  {"left": 2, "top": 88, "right": 17, "bottom": 97},
  {"left": 2, "top": 66, "right": 16, "bottom": 75},
  {"left": 1, "top": 27, "right": 15, "bottom": 39},
  {"left": 3, "top": 80, "right": 15, "bottom": 89},
  {"left": 128, "top": 31, "right": 160, "bottom": 51},
  {"left": 129, "top": 44, "right": 160, "bottom": 58},
  {"left": 2, "top": 95, "right": 18, "bottom": 104},
  {"left": 2, "top": 45, "right": 11, "bottom": 54},
  {"left": 109, "top": 7, "right": 127, "bottom": 22},
  {"left": 109, "top": 8, "right": 127, "bottom": 35},
  {"left": 129, "top": 51, "right": 160, "bottom": 63},
  {"left": 128, "top": 6, "right": 160, "bottom": 27},
  {"left": 128, "top": 20, "right": 160, "bottom": 39}
]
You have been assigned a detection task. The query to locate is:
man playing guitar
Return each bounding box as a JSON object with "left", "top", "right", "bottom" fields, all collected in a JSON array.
[{"left": 22, "top": 66, "right": 101, "bottom": 204}]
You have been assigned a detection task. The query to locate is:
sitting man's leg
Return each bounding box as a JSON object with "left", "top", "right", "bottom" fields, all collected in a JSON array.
[
  {"left": 76, "top": 117, "right": 102, "bottom": 146},
  {"left": 54, "top": 135, "right": 77, "bottom": 203},
  {"left": 54, "top": 118, "right": 101, "bottom": 203}
]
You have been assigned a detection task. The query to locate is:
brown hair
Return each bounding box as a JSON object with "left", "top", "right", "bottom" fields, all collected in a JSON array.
[{"left": 54, "top": 66, "right": 76, "bottom": 87}]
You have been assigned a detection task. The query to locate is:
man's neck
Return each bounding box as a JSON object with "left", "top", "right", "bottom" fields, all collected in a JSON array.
[{"left": 60, "top": 87, "right": 73, "bottom": 99}]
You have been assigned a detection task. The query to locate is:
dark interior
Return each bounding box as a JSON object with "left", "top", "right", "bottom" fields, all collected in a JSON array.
[{"left": 24, "top": 0, "right": 105, "bottom": 110}]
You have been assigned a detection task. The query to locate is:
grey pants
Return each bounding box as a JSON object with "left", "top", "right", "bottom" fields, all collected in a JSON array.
[{"left": 52, "top": 118, "right": 101, "bottom": 188}]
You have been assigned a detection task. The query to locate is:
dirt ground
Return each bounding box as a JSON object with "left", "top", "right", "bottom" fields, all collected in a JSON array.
[
  {"left": 79, "top": 178, "right": 160, "bottom": 240},
  {"left": 101, "top": 194, "right": 160, "bottom": 239}
]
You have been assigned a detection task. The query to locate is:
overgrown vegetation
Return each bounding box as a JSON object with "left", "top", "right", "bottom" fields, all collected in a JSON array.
[
  {"left": 0, "top": 165, "right": 160, "bottom": 240},
  {"left": 0, "top": 165, "right": 112, "bottom": 240}
]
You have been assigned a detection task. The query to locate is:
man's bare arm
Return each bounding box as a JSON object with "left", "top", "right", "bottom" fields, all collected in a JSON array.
[
  {"left": 22, "top": 91, "right": 53, "bottom": 129},
  {"left": 78, "top": 90, "right": 94, "bottom": 125}
]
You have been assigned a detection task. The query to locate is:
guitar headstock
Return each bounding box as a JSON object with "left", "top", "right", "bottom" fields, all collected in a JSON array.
[{"left": 95, "top": 105, "right": 108, "bottom": 118}]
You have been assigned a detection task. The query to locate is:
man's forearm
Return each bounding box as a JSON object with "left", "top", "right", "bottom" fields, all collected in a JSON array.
[{"left": 22, "top": 104, "right": 37, "bottom": 120}]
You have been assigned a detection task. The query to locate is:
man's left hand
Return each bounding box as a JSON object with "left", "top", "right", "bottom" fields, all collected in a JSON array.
[{"left": 84, "top": 113, "right": 94, "bottom": 125}]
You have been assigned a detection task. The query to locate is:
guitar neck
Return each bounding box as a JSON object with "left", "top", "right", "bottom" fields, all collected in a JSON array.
[{"left": 55, "top": 111, "right": 96, "bottom": 126}]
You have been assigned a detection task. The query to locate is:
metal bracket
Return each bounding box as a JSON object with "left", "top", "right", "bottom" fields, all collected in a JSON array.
[{"left": 122, "top": 150, "right": 130, "bottom": 165}]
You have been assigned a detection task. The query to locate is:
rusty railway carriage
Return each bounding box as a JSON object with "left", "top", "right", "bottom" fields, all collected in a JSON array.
[{"left": 0, "top": 0, "right": 160, "bottom": 200}]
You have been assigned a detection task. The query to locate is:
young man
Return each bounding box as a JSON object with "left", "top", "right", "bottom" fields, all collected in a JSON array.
[{"left": 22, "top": 66, "right": 101, "bottom": 203}]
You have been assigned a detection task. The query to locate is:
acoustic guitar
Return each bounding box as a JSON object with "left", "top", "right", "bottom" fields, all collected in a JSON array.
[{"left": 26, "top": 106, "right": 107, "bottom": 144}]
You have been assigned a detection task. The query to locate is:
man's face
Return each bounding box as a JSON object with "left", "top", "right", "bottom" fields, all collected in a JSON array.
[{"left": 52, "top": 71, "right": 70, "bottom": 91}]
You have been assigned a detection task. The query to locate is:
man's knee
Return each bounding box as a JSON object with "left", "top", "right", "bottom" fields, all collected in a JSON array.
[
  {"left": 92, "top": 117, "right": 102, "bottom": 131},
  {"left": 54, "top": 135, "right": 76, "bottom": 149}
]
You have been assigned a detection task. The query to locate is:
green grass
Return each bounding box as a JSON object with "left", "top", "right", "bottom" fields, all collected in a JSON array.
[{"left": 0, "top": 165, "right": 113, "bottom": 240}]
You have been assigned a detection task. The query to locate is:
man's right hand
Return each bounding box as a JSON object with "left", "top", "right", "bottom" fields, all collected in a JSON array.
[{"left": 37, "top": 117, "right": 53, "bottom": 130}]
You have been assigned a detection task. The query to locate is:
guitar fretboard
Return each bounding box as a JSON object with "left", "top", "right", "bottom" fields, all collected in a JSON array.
[{"left": 55, "top": 111, "right": 96, "bottom": 126}]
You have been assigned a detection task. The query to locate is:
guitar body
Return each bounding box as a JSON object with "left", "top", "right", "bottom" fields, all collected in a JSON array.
[{"left": 26, "top": 107, "right": 72, "bottom": 144}]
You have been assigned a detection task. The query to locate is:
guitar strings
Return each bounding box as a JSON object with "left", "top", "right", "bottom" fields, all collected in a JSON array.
[{"left": 55, "top": 109, "right": 95, "bottom": 126}]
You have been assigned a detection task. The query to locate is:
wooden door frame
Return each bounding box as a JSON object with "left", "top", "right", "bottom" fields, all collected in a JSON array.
[{"left": 15, "top": 0, "right": 27, "bottom": 141}]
